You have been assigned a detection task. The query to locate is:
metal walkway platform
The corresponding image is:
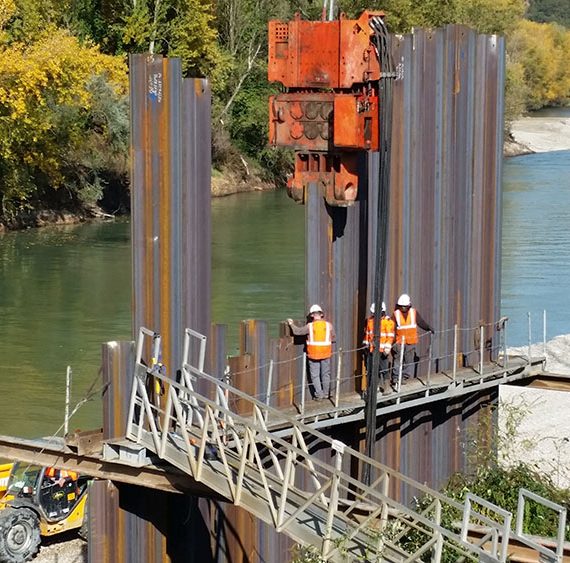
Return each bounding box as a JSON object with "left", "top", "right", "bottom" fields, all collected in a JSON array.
[
  {"left": 121, "top": 327, "right": 565, "bottom": 563},
  {"left": 270, "top": 355, "right": 547, "bottom": 435}
]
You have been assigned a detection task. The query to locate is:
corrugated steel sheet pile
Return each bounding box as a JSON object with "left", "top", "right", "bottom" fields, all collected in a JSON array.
[
  {"left": 91, "top": 54, "right": 213, "bottom": 562},
  {"left": 94, "top": 24, "right": 506, "bottom": 560}
]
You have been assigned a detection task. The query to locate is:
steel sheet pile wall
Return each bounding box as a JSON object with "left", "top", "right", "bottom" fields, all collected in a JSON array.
[
  {"left": 303, "top": 33, "right": 505, "bottom": 385},
  {"left": 306, "top": 173, "right": 368, "bottom": 394},
  {"left": 89, "top": 481, "right": 213, "bottom": 562},
  {"left": 130, "top": 54, "right": 211, "bottom": 372},
  {"left": 361, "top": 27, "right": 505, "bottom": 494},
  {"left": 373, "top": 26, "right": 505, "bottom": 371},
  {"left": 301, "top": 26, "right": 504, "bottom": 495},
  {"left": 93, "top": 54, "right": 212, "bottom": 563},
  {"left": 374, "top": 389, "right": 497, "bottom": 500}
]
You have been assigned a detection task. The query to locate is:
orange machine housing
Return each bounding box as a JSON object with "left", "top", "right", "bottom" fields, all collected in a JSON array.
[{"left": 268, "top": 10, "right": 384, "bottom": 206}]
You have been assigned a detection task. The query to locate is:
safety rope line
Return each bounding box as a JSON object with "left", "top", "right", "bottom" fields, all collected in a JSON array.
[
  {"left": 221, "top": 321, "right": 506, "bottom": 386},
  {"left": 16, "top": 369, "right": 109, "bottom": 476},
  {"left": 223, "top": 318, "right": 505, "bottom": 381},
  {"left": 225, "top": 344, "right": 368, "bottom": 380},
  {"left": 137, "top": 314, "right": 532, "bottom": 417}
]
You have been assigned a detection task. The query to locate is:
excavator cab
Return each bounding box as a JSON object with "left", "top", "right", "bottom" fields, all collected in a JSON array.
[{"left": 0, "top": 463, "right": 89, "bottom": 562}]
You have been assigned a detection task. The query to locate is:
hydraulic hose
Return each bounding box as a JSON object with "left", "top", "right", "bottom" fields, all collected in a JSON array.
[{"left": 364, "top": 17, "right": 396, "bottom": 486}]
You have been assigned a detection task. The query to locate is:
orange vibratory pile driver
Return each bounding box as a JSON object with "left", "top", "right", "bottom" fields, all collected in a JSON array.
[{"left": 268, "top": 10, "right": 389, "bottom": 207}]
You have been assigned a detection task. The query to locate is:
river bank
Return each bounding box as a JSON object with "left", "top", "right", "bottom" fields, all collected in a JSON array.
[
  {"left": 0, "top": 170, "right": 275, "bottom": 234},
  {"left": 505, "top": 113, "right": 570, "bottom": 156},
  {"left": 1, "top": 112, "right": 568, "bottom": 233},
  {"left": 212, "top": 165, "right": 274, "bottom": 197}
]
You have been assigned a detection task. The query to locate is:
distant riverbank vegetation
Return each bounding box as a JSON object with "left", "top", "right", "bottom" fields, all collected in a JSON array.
[{"left": 0, "top": 0, "right": 568, "bottom": 227}]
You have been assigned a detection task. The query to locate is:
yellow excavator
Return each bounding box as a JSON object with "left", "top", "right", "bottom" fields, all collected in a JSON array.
[
  {"left": 0, "top": 463, "right": 88, "bottom": 562},
  {"left": 0, "top": 465, "right": 12, "bottom": 500}
]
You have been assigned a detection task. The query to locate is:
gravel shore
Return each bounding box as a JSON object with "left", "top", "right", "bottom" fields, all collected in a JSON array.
[
  {"left": 34, "top": 533, "right": 86, "bottom": 563},
  {"left": 501, "top": 333, "right": 570, "bottom": 488},
  {"left": 508, "top": 333, "right": 570, "bottom": 375},
  {"left": 509, "top": 116, "right": 570, "bottom": 154}
]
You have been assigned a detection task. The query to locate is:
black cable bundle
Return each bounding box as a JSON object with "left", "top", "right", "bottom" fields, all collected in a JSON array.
[{"left": 363, "top": 17, "right": 396, "bottom": 485}]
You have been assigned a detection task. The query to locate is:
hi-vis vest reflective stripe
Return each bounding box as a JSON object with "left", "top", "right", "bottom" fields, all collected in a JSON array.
[
  {"left": 307, "top": 320, "right": 332, "bottom": 360},
  {"left": 394, "top": 308, "right": 418, "bottom": 345},
  {"left": 364, "top": 317, "right": 395, "bottom": 353}
]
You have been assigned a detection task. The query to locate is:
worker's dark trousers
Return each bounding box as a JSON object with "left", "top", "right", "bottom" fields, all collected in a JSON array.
[
  {"left": 308, "top": 357, "right": 331, "bottom": 399},
  {"left": 391, "top": 343, "right": 416, "bottom": 384},
  {"left": 366, "top": 352, "right": 390, "bottom": 387}
]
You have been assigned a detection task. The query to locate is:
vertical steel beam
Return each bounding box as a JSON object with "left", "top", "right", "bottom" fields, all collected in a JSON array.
[
  {"left": 96, "top": 54, "right": 212, "bottom": 563},
  {"left": 102, "top": 341, "right": 136, "bottom": 441},
  {"left": 130, "top": 54, "right": 211, "bottom": 376}
]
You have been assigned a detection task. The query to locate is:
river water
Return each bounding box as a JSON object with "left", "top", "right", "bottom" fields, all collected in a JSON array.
[
  {"left": 0, "top": 149, "right": 568, "bottom": 438},
  {"left": 501, "top": 150, "right": 570, "bottom": 345}
]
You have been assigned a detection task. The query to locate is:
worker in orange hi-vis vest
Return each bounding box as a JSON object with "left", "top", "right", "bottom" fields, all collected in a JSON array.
[
  {"left": 363, "top": 302, "right": 395, "bottom": 386},
  {"left": 45, "top": 467, "right": 78, "bottom": 487},
  {"left": 391, "top": 293, "right": 434, "bottom": 387},
  {"left": 287, "top": 304, "right": 336, "bottom": 401}
]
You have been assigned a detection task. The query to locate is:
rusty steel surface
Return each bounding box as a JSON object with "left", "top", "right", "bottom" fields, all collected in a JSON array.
[
  {"left": 269, "top": 92, "right": 334, "bottom": 151},
  {"left": 268, "top": 11, "right": 386, "bottom": 206},
  {"left": 94, "top": 54, "right": 212, "bottom": 563},
  {"left": 378, "top": 27, "right": 505, "bottom": 372},
  {"left": 303, "top": 26, "right": 506, "bottom": 381},
  {"left": 268, "top": 11, "right": 384, "bottom": 88},
  {"left": 102, "top": 341, "right": 135, "bottom": 441},
  {"left": 304, "top": 25, "right": 505, "bottom": 486},
  {"left": 95, "top": 25, "right": 505, "bottom": 562},
  {"left": 88, "top": 481, "right": 211, "bottom": 563},
  {"left": 130, "top": 54, "right": 211, "bottom": 374}
]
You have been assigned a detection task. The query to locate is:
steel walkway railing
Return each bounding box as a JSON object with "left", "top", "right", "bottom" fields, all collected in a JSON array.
[{"left": 123, "top": 327, "right": 565, "bottom": 563}]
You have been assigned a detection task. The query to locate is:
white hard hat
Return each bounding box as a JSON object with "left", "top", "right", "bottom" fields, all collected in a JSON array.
[
  {"left": 370, "top": 303, "right": 375, "bottom": 314},
  {"left": 381, "top": 301, "right": 386, "bottom": 312},
  {"left": 397, "top": 293, "right": 411, "bottom": 307},
  {"left": 309, "top": 304, "right": 323, "bottom": 314}
]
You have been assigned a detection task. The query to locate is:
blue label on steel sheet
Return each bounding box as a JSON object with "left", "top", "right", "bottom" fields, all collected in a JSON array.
[{"left": 148, "top": 72, "right": 162, "bottom": 103}]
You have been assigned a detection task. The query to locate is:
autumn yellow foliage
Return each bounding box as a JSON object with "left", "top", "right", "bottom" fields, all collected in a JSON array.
[
  {"left": 0, "top": 28, "right": 127, "bottom": 211},
  {"left": 0, "top": 0, "right": 16, "bottom": 29},
  {"left": 508, "top": 19, "right": 570, "bottom": 109}
]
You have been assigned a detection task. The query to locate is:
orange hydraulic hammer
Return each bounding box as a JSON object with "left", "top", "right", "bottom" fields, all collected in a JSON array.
[{"left": 268, "top": 10, "right": 385, "bottom": 206}]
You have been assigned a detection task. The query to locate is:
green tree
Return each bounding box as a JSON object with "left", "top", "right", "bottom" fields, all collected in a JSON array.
[
  {"left": 321, "top": 0, "right": 525, "bottom": 34},
  {"left": 527, "top": 0, "right": 570, "bottom": 28},
  {"left": 86, "top": 0, "right": 226, "bottom": 82},
  {"left": 23, "top": 0, "right": 226, "bottom": 80}
]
